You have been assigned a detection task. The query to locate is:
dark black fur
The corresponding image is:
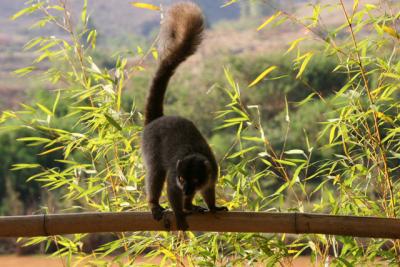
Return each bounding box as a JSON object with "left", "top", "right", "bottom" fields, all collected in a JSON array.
[{"left": 141, "top": 3, "right": 227, "bottom": 230}]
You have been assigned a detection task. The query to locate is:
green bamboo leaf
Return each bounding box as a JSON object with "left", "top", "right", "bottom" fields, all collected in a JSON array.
[
  {"left": 87, "top": 30, "right": 97, "bottom": 49},
  {"left": 312, "top": 4, "right": 320, "bottom": 26},
  {"left": 296, "top": 93, "right": 316, "bottom": 106},
  {"left": 252, "top": 185, "right": 264, "bottom": 198},
  {"left": 231, "top": 107, "right": 249, "bottom": 120},
  {"left": 52, "top": 90, "right": 61, "bottom": 114},
  {"left": 248, "top": 66, "right": 277, "bottom": 88},
  {"left": 130, "top": 2, "right": 160, "bottom": 11},
  {"left": 242, "top": 136, "right": 264, "bottom": 143},
  {"left": 11, "top": 164, "right": 41, "bottom": 170},
  {"left": 36, "top": 103, "right": 53, "bottom": 116},
  {"left": 274, "top": 182, "right": 289, "bottom": 195},
  {"left": 214, "top": 122, "right": 241, "bottom": 130},
  {"left": 11, "top": 4, "right": 43, "bottom": 20},
  {"left": 352, "top": 0, "right": 359, "bottom": 14},
  {"left": 24, "top": 37, "right": 43, "bottom": 50},
  {"left": 274, "top": 159, "right": 297, "bottom": 166},
  {"left": 228, "top": 146, "right": 257, "bottom": 159},
  {"left": 284, "top": 149, "right": 306, "bottom": 156},
  {"left": 224, "top": 117, "right": 248, "bottom": 123},
  {"left": 285, "top": 37, "right": 306, "bottom": 55},
  {"left": 38, "top": 146, "right": 64, "bottom": 155},
  {"left": 224, "top": 67, "right": 236, "bottom": 89},
  {"left": 365, "top": 4, "right": 377, "bottom": 10},
  {"left": 48, "top": 5, "right": 64, "bottom": 11},
  {"left": 329, "top": 125, "right": 337, "bottom": 144},
  {"left": 382, "top": 73, "right": 400, "bottom": 79},
  {"left": 17, "top": 137, "right": 51, "bottom": 143},
  {"left": 291, "top": 163, "right": 306, "bottom": 185},
  {"left": 221, "top": 0, "right": 237, "bottom": 7},
  {"left": 14, "top": 66, "right": 37, "bottom": 76},
  {"left": 81, "top": 0, "right": 88, "bottom": 24},
  {"left": 104, "top": 114, "right": 122, "bottom": 131},
  {"left": 257, "top": 11, "right": 282, "bottom": 31},
  {"left": 382, "top": 26, "right": 400, "bottom": 39},
  {"left": 296, "top": 52, "right": 313, "bottom": 79}
]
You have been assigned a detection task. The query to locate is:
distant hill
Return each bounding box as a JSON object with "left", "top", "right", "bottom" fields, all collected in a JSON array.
[
  {"left": 0, "top": 0, "right": 241, "bottom": 41},
  {"left": 0, "top": 0, "right": 319, "bottom": 109},
  {"left": 0, "top": 0, "right": 242, "bottom": 107}
]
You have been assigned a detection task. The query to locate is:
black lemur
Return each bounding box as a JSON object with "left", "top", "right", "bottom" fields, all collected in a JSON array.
[{"left": 141, "top": 2, "right": 228, "bottom": 230}]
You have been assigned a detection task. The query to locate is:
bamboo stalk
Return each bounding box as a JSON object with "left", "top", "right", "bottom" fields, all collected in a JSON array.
[{"left": 0, "top": 212, "right": 398, "bottom": 238}]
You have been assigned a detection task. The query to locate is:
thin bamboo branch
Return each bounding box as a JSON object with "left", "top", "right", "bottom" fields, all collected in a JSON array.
[{"left": 0, "top": 212, "right": 399, "bottom": 239}]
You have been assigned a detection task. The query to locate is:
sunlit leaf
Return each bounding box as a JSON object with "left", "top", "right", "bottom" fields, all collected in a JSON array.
[
  {"left": 285, "top": 38, "right": 306, "bottom": 55},
  {"left": 104, "top": 114, "right": 123, "bottom": 131},
  {"left": 36, "top": 103, "right": 53, "bottom": 116},
  {"left": 130, "top": 2, "right": 160, "bottom": 11},
  {"left": 221, "top": 0, "right": 238, "bottom": 7},
  {"left": 11, "top": 3, "right": 44, "bottom": 20},
  {"left": 296, "top": 52, "right": 313, "bottom": 79},
  {"left": 382, "top": 26, "right": 400, "bottom": 39},
  {"left": 81, "top": 0, "right": 88, "bottom": 24},
  {"left": 352, "top": 0, "right": 359, "bottom": 14},
  {"left": 257, "top": 11, "right": 282, "bottom": 31},
  {"left": 248, "top": 66, "right": 277, "bottom": 88},
  {"left": 11, "top": 164, "right": 41, "bottom": 170},
  {"left": 38, "top": 146, "right": 64, "bottom": 155}
]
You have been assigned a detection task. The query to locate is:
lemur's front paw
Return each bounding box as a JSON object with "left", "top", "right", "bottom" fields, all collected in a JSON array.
[
  {"left": 151, "top": 205, "right": 167, "bottom": 221},
  {"left": 192, "top": 205, "right": 208, "bottom": 213},
  {"left": 175, "top": 215, "right": 189, "bottom": 231},
  {"left": 210, "top": 206, "right": 228, "bottom": 213},
  {"left": 184, "top": 205, "right": 207, "bottom": 214}
]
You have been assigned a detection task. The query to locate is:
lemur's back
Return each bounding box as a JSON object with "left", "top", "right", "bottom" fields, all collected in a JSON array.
[{"left": 142, "top": 116, "right": 216, "bottom": 172}]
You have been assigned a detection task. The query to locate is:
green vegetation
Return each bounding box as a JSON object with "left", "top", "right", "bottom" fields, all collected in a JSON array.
[{"left": 1, "top": 0, "right": 400, "bottom": 265}]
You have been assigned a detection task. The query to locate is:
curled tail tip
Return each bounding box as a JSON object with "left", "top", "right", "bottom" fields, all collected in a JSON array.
[
  {"left": 159, "top": 2, "right": 204, "bottom": 61},
  {"left": 166, "top": 2, "right": 203, "bottom": 22}
]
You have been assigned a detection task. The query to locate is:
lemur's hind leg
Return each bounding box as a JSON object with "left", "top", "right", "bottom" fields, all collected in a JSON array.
[{"left": 146, "top": 167, "right": 167, "bottom": 221}]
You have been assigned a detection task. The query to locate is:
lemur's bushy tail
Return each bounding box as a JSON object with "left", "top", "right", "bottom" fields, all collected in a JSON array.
[{"left": 144, "top": 3, "right": 204, "bottom": 125}]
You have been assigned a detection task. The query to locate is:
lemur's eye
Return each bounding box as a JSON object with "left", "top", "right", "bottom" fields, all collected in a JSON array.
[{"left": 179, "top": 176, "right": 184, "bottom": 183}]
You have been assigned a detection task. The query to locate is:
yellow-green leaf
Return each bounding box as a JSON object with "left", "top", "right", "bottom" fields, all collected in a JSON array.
[
  {"left": 38, "top": 146, "right": 64, "bottom": 156},
  {"left": 365, "top": 4, "right": 377, "bottom": 10},
  {"left": 130, "top": 2, "right": 160, "bottom": 11},
  {"left": 17, "top": 137, "right": 51, "bottom": 143},
  {"left": 81, "top": 0, "right": 88, "bottom": 24},
  {"left": 14, "top": 66, "right": 36, "bottom": 76},
  {"left": 352, "top": 0, "right": 359, "bottom": 14},
  {"left": 221, "top": 0, "right": 237, "bottom": 7},
  {"left": 248, "top": 66, "right": 277, "bottom": 88},
  {"left": 296, "top": 52, "right": 313, "bottom": 79},
  {"left": 285, "top": 37, "right": 305, "bottom": 55},
  {"left": 105, "top": 114, "right": 122, "bottom": 131},
  {"left": 151, "top": 48, "right": 158, "bottom": 60},
  {"left": 382, "top": 26, "right": 400, "bottom": 39},
  {"left": 11, "top": 164, "right": 41, "bottom": 170},
  {"left": 257, "top": 11, "right": 282, "bottom": 31},
  {"left": 11, "top": 4, "right": 43, "bottom": 20},
  {"left": 36, "top": 103, "right": 53, "bottom": 116},
  {"left": 382, "top": 72, "right": 400, "bottom": 79}
]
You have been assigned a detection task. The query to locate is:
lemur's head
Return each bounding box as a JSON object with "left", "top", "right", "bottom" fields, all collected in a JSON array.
[{"left": 176, "top": 154, "right": 211, "bottom": 196}]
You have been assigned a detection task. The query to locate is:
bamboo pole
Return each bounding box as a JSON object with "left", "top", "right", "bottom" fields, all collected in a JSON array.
[{"left": 0, "top": 212, "right": 399, "bottom": 238}]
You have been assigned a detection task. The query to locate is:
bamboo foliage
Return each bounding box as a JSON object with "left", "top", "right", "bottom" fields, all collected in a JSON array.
[{"left": 1, "top": 0, "right": 400, "bottom": 266}]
